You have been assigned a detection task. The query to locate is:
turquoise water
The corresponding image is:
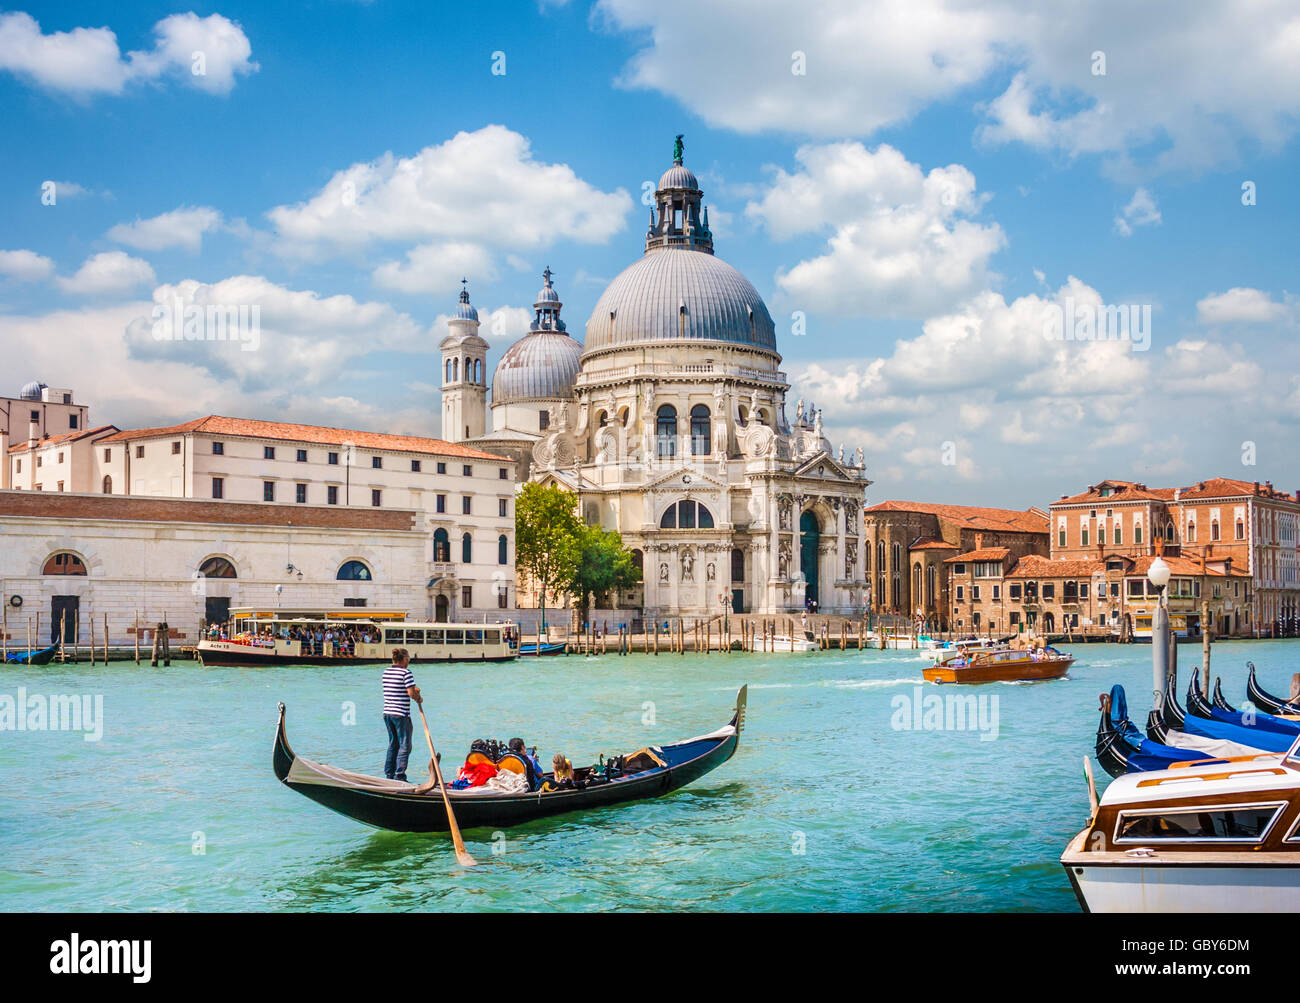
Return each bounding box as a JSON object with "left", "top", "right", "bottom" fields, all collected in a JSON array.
[{"left": 2, "top": 641, "right": 1298, "bottom": 912}]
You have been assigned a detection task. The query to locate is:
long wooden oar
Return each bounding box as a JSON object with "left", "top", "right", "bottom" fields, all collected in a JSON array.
[{"left": 416, "top": 703, "right": 477, "bottom": 868}]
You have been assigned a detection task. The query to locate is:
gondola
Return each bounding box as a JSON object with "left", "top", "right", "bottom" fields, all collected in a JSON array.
[
  {"left": 517, "top": 641, "right": 567, "bottom": 656},
  {"left": 1155, "top": 673, "right": 1298, "bottom": 753},
  {"left": 1094, "top": 685, "right": 1218, "bottom": 778},
  {"left": 1190, "top": 672, "right": 1300, "bottom": 736},
  {"left": 1247, "top": 662, "right": 1300, "bottom": 716},
  {"left": 4, "top": 644, "right": 58, "bottom": 665},
  {"left": 272, "top": 686, "right": 746, "bottom": 833},
  {"left": 1212, "top": 676, "right": 1236, "bottom": 713}
]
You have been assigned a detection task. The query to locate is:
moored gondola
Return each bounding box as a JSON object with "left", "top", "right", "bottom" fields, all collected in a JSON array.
[
  {"left": 1212, "top": 676, "right": 1236, "bottom": 713},
  {"left": 4, "top": 644, "right": 58, "bottom": 665},
  {"left": 1190, "top": 672, "right": 1300, "bottom": 736},
  {"left": 1095, "top": 686, "right": 1218, "bottom": 778},
  {"left": 1248, "top": 662, "right": 1300, "bottom": 716},
  {"left": 272, "top": 687, "right": 746, "bottom": 833}
]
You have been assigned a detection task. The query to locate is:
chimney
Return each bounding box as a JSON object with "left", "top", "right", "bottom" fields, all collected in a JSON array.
[
  {"left": 974, "top": 532, "right": 983, "bottom": 551},
  {"left": 0, "top": 430, "right": 8, "bottom": 490},
  {"left": 1254, "top": 481, "right": 1260, "bottom": 495},
  {"left": 27, "top": 419, "right": 38, "bottom": 452},
  {"left": 1154, "top": 536, "right": 1164, "bottom": 557}
]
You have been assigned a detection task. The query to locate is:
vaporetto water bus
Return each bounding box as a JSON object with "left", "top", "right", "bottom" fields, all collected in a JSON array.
[{"left": 197, "top": 607, "right": 519, "bottom": 666}]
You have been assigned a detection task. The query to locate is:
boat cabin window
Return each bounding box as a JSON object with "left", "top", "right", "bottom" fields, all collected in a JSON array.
[
  {"left": 405, "top": 630, "right": 425, "bottom": 644},
  {"left": 465, "top": 629, "right": 484, "bottom": 644},
  {"left": 484, "top": 630, "right": 500, "bottom": 644},
  {"left": 1115, "top": 804, "right": 1283, "bottom": 843},
  {"left": 446, "top": 629, "right": 464, "bottom": 645},
  {"left": 384, "top": 628, "right": 404, "bottom": 644},
  {"left": 427, "top": 629, "right": 444, "bottom": 644}
]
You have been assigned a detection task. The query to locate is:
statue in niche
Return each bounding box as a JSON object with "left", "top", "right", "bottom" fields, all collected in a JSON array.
[
  {"left": 659, "top": 562, "right": 669, "bottom": 584},
  {"left": 749, "top": 388, "right": 762, "bottom": 425},
  {"left": 778, "top": 539, "right": 792, "bottom": 578},
  {"left": 681, "top": 549, "right": 695, "bottom": 583},
  {"left": 706, "top": 562, "right": 716, "bottom": 583},
  {"left": 778, "top": 495, "right": 792, "bottom": 531}
]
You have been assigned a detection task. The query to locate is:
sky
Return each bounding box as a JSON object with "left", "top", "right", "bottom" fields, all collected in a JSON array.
[{"left": 2, "top": 0, "right": 1298, "bottom": 508}]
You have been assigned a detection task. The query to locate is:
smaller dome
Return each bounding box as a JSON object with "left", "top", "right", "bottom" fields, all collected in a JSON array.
[
  {"left": 20, "top": 381, "right": 46, "bottom": 401},
  {"left": 492, "top": 331, "right": 583, "bottom": 404},
  {"left": 657, "top": 164, "right": 699, "bottom": 191},
  {"left": 451, "top": 279, "right": 478, "bottom": 322}
]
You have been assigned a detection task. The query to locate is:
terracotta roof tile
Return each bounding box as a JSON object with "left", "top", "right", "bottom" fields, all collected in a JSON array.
[
  {"left": 7, "top": 425, "right": 118, "bottom": 454},
  {"left": 909, "top": 537, "right": 957, "bottom": 550},
  {"left": 864, "top": 500, "right": 1048, "bottom": 535},
  {"left": 1005, "top": 555, "right": 1105, "bottom": 578},
  {"left": 97, "top": 416, "right": 510, "bottom": 462},
  {"left": 943, "top": 547, "right": 1011, "bottom": 563}
]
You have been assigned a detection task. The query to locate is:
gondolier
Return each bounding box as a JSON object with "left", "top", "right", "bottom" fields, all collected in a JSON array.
[{"left": 382, "top": 649, "right": 422, "bottom": 782}]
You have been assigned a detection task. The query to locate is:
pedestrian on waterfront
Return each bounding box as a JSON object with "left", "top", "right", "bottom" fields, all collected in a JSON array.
[{"left": 382, "top": 648, "right": 422, "bottom": 783}]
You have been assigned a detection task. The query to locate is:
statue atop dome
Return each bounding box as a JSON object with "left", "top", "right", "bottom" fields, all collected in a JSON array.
[{"left": 673, "top": 134, "right": 684, "bottom": 164}]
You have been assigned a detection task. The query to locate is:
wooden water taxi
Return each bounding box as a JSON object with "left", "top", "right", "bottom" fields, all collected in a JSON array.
[
  {"left": 922, "top": 646, "right": 1073, "bottom": 684},
  {"left": 1062, "top": 731, "right": 1300, "bottom": 912},
  {"left": 198, "top": 607, "right": 518, "bottom": 666}
]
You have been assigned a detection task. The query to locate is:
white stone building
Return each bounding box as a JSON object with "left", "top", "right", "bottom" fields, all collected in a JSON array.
[{"left": 444, "top": 141, "right": 873, "bottom": 615}]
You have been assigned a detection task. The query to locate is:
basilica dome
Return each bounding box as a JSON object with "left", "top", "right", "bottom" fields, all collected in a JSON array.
[
  {"left": 583, "top": 143, "right": 777, "bottom": 355},
  {"left": 492, "top": 268, "right": 583, "bottom": 404}
]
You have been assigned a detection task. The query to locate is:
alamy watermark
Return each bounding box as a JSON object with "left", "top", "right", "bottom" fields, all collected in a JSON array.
[
  {"left": 1042, "top": 297, "right": 1151, "bottom": 352},
  {"left": 151, "top": 296, "right": 261, "bottom": 352},
  {"left": 890, "top": 686, "right": 999, "bottom": 741},
  {"left": 0, "top": 689, "right": 104, "bottom": 741}
]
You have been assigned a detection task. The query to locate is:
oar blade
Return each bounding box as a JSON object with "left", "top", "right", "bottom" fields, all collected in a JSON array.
[{"left": 455, "top": 848, "right": 478, "bottom": 868}]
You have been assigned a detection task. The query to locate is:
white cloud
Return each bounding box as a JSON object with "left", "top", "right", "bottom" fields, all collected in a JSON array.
[
  {"left": 594, "top": 0, "right": 1300, "bottom": 173},
  {"left": 746, "top": 142, "right": 1004, "bottom": 318},
  {"left": 0, "top": 12, "right": 257, "bottom": 97},
  {"left": 267, "top": 125, "right": 631, "bottom": 259},
  {"left": 107, "top": 206, "right": 228, "bottom": 252},
  {"left": 1113, "top": 187, "right": 1161, "bottom": 237},
  {"left": 1196, "top": 287, "right": 1291, "bottom": 326},
  {"left": 0, "top": 249, "right": 55, "bottom": 282},
  {"left": 56, "top": 251, "right": 156, "bottom": 295},
  {"left": 124, "top": 276, "right": 427, "bottom": 389},
  {"left": 372, "top": 242, "right": 498, "bottom": 295}
]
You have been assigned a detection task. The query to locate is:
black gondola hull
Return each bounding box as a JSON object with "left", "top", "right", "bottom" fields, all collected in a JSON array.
[
  {"left": 1248, "top": 664, "right": 1299, "bottom": 716},
  {"left": 272, "top": 691, "right": 745, "bottom": 833}
]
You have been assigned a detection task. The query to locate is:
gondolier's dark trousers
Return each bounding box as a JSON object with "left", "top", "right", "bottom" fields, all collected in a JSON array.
[{"left": 383, "top": 713, "right": 413, "bottom": 780}]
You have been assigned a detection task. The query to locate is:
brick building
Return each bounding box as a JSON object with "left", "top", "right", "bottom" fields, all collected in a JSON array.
[{"left": 861, "top": 502, "right": 1049, "bottom": 625}]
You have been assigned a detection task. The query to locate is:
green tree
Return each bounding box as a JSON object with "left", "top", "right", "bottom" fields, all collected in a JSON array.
[
  {"left": 514, "top": 482, "right": 581, "bottom": 636},
  {"left": 570, "top": 523, "right": 641, "bottom": 616}
]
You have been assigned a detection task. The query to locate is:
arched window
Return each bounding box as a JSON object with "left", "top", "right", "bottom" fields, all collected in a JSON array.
[
  {"left": 891, "top": 542, "right": 901, "bottom": 571},
  {"left": 445, "top": 359, "right": 452, "bottom": 383},
  {"left": 42, "top": 552, "right": 86, "bottom": 576},
  {"left": 631, "top": 548, "right": 644, "bottom": 577},
  {"left": 199, "top": 556, "right": 237, "bottom": 578},
  {"left": 731, "top": 547, "right": 745, "bottom": 581},
  {"left": 474, "top": 359, "right": 482, "bottom": 384},
  {"left": 926, "top": 565, "right": 937, "bottom": 606},
  {"left": 432, "top": 528, "right": 450, "bottom": 562},
  {"left": 1187, "top": 520, "right": 1196, "bottom": 543},
  {"left": 453, "top": 358, "right": 459, "bottom": 382},
  {"left": 102, "top": 475, "right": 112, "bottom": 494},
  {"left": 690, "top": 404, "right": 711, "bottom": 455},
  {"left": 912, "top": 563, "right": 922, "bottom": 605},
  {"left": 877, "top": 540, "right": 885, "bottom": 573},
  {"left": 498, "top": 534, "right": 508, "bottom": 565},
  {"left": 597, "top": 410, "right": 608, "bottom": 427},
  {"left": 1211, "top": 520, "right": 1220, "bottom": 542},
  {"left": 337, "top": 560, "right": 372, "bottom": 581},
  {"left": 659, "top": 499, "right": 714, "bottom": 529},
  {"left": 1165, "top": 523, "right": 1175, "bottom": 542},
  {"left": 656, "top": 405, "right": 677, "bottom": 457},
  {"left": 462, "top": 532, "right": 473, "bottom": 563},
  {"left": 1236, "top": 519, "right": 1245, "bottom": 540}
]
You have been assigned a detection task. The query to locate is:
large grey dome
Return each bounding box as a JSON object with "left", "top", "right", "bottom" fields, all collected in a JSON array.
[
  {"left": 492, "top": 331, "right": 583, "bottom": 404},
  {"left": 584, "top": 249, "right": 777, "bottom": 353}
]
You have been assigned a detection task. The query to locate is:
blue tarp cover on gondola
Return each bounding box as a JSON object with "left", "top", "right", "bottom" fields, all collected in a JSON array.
[
  {"left": 1109, "top": 685, "right": 1215, "bottom": 771},
  {"left": 1207, "top": 706, "right": 1300, "bottom": 735},
  {"left": 1180, "top": 711, "right": 1296, "bottom": 753}
]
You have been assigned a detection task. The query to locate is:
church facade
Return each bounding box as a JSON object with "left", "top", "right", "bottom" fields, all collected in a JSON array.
[{"left": 441, "top": 141, "right": 871, "bottom": 616}]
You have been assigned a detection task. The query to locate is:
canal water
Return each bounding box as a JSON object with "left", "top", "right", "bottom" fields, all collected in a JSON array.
[{"left": 3, "top": 641, "right": 1298, "bottom": 911}]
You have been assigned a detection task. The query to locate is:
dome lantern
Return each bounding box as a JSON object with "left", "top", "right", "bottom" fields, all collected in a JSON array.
[{"left": 646, "top": 134, "right": 712, "bottom": 255}]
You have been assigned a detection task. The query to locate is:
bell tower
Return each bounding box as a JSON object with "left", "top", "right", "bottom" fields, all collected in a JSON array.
[{"left": 440, "top": 279, "right": 488, "bottom": 442}]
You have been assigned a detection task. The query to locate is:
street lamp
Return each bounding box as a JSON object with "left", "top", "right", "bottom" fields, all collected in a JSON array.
[
  {"left": 1148, "top": 556, "right": 1172, "bottom": 701},
  {"left": 719, "top": 589, "right": 732, "bottom": 641}
]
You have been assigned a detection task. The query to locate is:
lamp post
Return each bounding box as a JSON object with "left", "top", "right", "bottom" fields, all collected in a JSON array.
[
  {"left": 719, "top": 589, "right": 732, "bottom": 642},
  {"left": 1148, "top": 556, "right": 1172, "bottom": 702}
]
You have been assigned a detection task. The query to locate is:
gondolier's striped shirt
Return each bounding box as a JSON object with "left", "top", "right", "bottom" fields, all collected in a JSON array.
[{"left": 382, "top": 665, "right": 416, "bottom": 716}]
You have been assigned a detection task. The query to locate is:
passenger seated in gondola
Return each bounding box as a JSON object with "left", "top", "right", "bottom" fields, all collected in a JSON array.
[
  {"left": 450, "top": 740, "right": 499, "bottom": 789},
  {"left": 538, "top": 754, "right": 577, "bottom": 792},
  {"left": 508, "top": 737, "right": 544, "bottom": 789}
]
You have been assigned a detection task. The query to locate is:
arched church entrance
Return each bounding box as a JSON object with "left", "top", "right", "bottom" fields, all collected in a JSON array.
[{"left": 800, "top": 510, "right": 820, "bottom": 609}]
